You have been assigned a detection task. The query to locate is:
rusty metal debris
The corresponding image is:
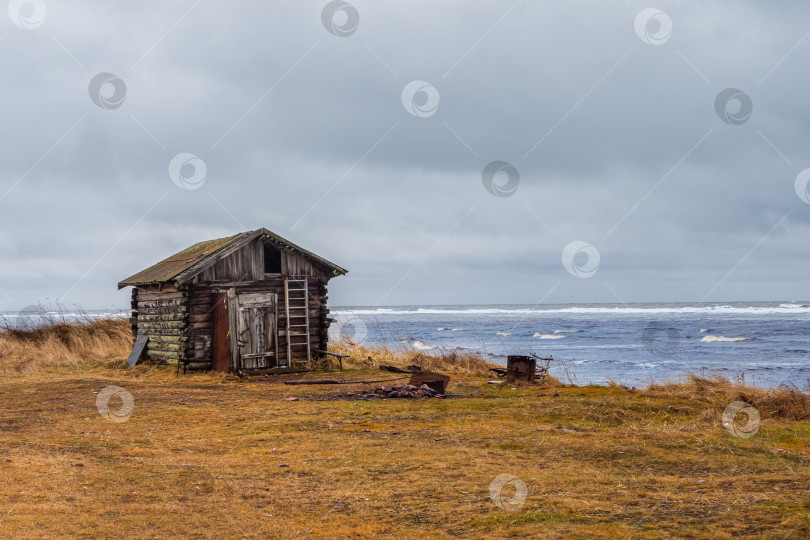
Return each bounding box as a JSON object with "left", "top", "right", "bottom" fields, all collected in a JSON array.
[
  {"left": 506, "top": 355, "right": 536, "bottom": 383},
  {"left": 490, "top": 354, "right": 554, "bottom": 384},
  {"left": 408, "top": 371, "right": 450, "bottom": 394}
]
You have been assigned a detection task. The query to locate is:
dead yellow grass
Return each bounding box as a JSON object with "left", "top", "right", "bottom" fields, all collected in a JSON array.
[
  {"left": 0, "top": 318, "right": 132, "bottom": 374},
  {"left": 644, "top": 373, "right": 810, "bottom": 421},
  {"left": 0, "top": 367, "right": 807, "bottom": 538},
  {"left": 330, "top": 340, "right": 500, "bottom": 377},
  {"left": 0, "top": 320, "right": 808, "bottom": 537},
  {"left": 0, "top": 318, "right": 544, "bottom": 379}
]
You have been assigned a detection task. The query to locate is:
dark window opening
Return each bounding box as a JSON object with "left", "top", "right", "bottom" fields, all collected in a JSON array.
[{"left": 264, "top": 244, "right": 282, "bottom": 273}]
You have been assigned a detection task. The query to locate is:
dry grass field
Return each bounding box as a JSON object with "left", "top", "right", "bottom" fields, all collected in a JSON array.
[{"left": 0, "top": 320, "right": 808, "bottom": 538}]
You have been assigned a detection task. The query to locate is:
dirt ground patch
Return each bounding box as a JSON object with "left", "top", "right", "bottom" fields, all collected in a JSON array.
[{"left": 0, "top": 367, "right": 808, "bottom": 538}]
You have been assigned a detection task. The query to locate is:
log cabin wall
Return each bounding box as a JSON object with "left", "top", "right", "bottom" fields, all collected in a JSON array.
[
  {"left": 131, "top": 284, "right": 189, "bottom": 365},
  {"left": 129, "top": 235, "right": 338, "bottom": 371},
  {"left": 185, "top": 277, "right": 331, "bottom": 368},
  {"left": 185, "top": 288, "right": 214, "bottom": 370}
]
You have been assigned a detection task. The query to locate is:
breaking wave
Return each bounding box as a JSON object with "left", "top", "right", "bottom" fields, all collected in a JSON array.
[
  {"left": 413, "top": 340, "right": 436, "bottom": 351},
  {"left": 334, "top": 304, "right": 810, "bottom": 316},
  {"left": 700, "top": 335, "right": 752, "bottom": 343}
]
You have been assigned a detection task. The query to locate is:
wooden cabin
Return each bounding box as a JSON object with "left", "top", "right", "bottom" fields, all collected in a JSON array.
[{"left": 118, "top": 228, "right": 347, "bottom": 372}]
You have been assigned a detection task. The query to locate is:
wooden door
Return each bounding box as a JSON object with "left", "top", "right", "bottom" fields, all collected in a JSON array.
[
  {"left": 235, "top": 292, "right": 277, "bottom": 370},
  {"left": 212, "top": 293, "right": 230, "bottom": 372}
]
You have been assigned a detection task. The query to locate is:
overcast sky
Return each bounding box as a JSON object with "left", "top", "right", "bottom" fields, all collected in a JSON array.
[{"left": 1, "top": 0, "right": 809, "bottom": 311}]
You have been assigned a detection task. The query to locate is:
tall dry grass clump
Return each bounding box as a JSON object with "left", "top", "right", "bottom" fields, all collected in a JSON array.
[
  {"left": 328, "top": 340, "right": 498, "bottom": 376},
  {"left": 645, "top": 373, "right": 810, "bottom": 421},
  {"left": 0, "top": 316, "right": 132, "bottom": 374}
]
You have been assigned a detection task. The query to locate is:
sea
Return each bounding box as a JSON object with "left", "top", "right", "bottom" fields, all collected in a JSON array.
[
  {"left": 3, "top": 301, "right": 808, "bottom": 389},
  {"left": 330, "top": 302, "right": 810, "bottom": 389}
]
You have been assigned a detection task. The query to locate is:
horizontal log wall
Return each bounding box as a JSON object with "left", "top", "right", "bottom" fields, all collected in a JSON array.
[
  {"left": 130, "top": 236, "right": 338, "bottom": 371},
  {"left": 189, "top": 278, "right": 330, "bottom": 368},
  {"left": 185, "top": 287, "right": 214, "bottom": 368},
  {"left": 133, "top": 285, "right": 188, "bottom": 365}
]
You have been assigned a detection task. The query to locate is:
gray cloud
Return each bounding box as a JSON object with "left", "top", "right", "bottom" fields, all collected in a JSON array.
[{"left": 1, "top": 0, "right": 809, "bottom": 311}]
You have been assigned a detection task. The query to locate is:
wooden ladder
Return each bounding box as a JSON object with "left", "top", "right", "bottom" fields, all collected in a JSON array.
[{"left": 284, "top": 276, "right": 311, "bottom": 368}]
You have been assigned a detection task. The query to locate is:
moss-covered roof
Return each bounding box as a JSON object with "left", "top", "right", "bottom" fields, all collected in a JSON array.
[{"left": 118, "top": 229, "right": 347, "bottom": 289}]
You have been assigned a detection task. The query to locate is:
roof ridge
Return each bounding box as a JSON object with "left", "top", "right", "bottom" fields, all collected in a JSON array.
[{"left": 118, "top": 228, "right": 346, "bottom": 289}]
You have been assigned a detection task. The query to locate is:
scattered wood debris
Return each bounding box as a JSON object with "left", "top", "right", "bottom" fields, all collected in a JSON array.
[
  {"left": 304, "top": 384, "right": 450, "bottom": 401},
  {"left": 379, "top": 364, "right": 423, "bottom": 374},
  {"left": 342, "top": 383, "right": 447, "bottom": 400},
  {"left": 283, "top": 376, "right": 409, "bottom": 386}
]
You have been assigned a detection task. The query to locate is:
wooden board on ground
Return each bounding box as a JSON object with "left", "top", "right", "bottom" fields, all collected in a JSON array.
[{"left": 127, "top": 335, "right": 149, "bottom": 367}]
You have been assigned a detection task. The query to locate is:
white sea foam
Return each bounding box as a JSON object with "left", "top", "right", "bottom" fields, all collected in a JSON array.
[
  {"left": 413, "top": 340, "right": 436, "bottom": 350},
  {"left": 533, "top": 333, "right": 567, "bottom": 339},
  {"left": 700, "top": 335, "right": 752, "bottom": 343},
  {"left": 700, "top": 329, "right": 709, "bottom": 333},
  {"left": 333, "top": 304, "right": 810, "bottom": 316},
  {"left": 747, "top": 361, "right": 807, "bottom": 368}
]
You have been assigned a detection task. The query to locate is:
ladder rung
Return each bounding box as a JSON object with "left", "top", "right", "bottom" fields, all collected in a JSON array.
[{"left": 285, "top": 277, "right": 310, "bottom": 366}]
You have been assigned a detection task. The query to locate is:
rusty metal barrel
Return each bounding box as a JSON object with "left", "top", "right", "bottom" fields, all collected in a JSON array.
[{"left": 506, "top": 355, "right": 536, "bottom": 383}]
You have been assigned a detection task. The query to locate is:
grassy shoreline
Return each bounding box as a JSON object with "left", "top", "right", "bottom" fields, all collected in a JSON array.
[{"left": 0, "top": 319, "right": 808, "bottom": 537}]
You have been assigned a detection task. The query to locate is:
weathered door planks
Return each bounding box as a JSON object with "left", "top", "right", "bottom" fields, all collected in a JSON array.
[{"left": 235, "top": 292, "right": 277, "bottom": 370}]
